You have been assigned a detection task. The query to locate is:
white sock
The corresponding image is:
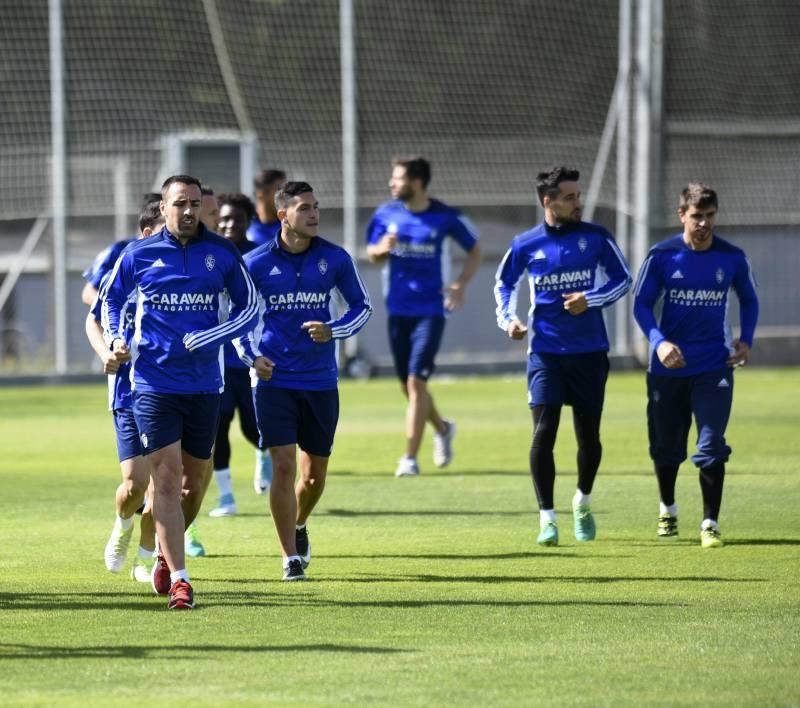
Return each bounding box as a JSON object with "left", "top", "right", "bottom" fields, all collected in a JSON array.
[
  {"left": 170, "top": 569, "right": 190, "bottom": 583},
  {"left": 296, "top": 523, "right": 306, "bottom": 531},
  {"left": 283, "top": 554, "right": 301, "bottom": 567},
  {"left": 540, "top": 509, "right": 557, "bottom": 525},
  {"left": 116, "top": 514, "right": 134, "bottom": 530},
  {"left": 660, "top": 502, "right": 678, "bottom": 516},
  {"left": 701, "top": 518, "right": 718, "bottom": 531},
  {"left": 573, "top": 490, "right": 591, "bottom": 508},
  {"left": 214, "top": 467, "right": 233, "bottom": 497},
  {"left": 138, "top": 546, "right": 155, "bottom": 561}
]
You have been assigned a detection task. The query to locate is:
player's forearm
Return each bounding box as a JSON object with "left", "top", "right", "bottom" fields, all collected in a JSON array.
[
  {"left": 739, "top": 297, "right": 759, "bottom": 347},
  {"left": 85, "top": 313, "right": 110, "bottom": 359},
  {"left": 366, "top": 244, "right": 390, "bottom": 263}
]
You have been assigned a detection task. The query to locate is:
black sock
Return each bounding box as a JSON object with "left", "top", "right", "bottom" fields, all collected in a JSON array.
[
  {"left": 699, "top": 462, "right": 725, "bottom": 522},
  {"left": 530, "top": 405, "right": 561, "bottom": 509},
  {"left": 655, "top": 464, "right": 680, "bottom": 508}
]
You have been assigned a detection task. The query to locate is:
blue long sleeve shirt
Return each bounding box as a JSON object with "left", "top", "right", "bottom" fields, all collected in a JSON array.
[
  {"left": 494, "top": 221, "right": 632, "bottom": 354},
  {"left": 91, "top": 268, "right": 135, "bottom": 411},
  {"left": 83, "top": 238, "right": 136, "bottom": 289},
  {"left": 234, "top": 235, "right": 372, "bottom": 390},
  {"left": 633, "top": 233, "right": 759, "bottom": 376},
  {"left": 101, "top": 225, "right": 259, "bottom": 394},
  {"left": 365, "top": 199, "right": 479, "bottom": 317}
]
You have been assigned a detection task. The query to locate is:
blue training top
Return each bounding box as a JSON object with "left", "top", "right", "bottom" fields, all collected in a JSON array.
[
  {"left": 633, "top": 233, "right": 759, "bottom": 376},
  {"left": 91, "top": 268, "right": 135, "bottom": 411},
  {"left": 247, "top": 218, "right": 281, "bottom": 247},
  {"left": 223, "top": 238, "right": 258, "bottom": 370},
  {"left": 234, "top": 235, "right": 372, "bottom": 391},
  {"left": 365, "top": 198, "right": 479, "bottom": 317},
  {"left": 83, "top": 238, "right": 136, "bottom": 289},
  {"left": 494, "top": 221, "right": 632, "bottom": 354},
  {"left": 101, "top": 225, "right": 259, "bottom": 395}
]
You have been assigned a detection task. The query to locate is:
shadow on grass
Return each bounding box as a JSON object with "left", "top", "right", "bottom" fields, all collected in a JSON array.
[
  {"left": 320, "top": 508, "right": 604, "bottom": 518},
  {"left": 0, "top": 641, "right": 405, "bottom": 659},
  {"left": 724, "top": 538, "right": 800, "bottom": 546},
  {"left": 332, "top": 470, "right": 527, "bottom": 478}
]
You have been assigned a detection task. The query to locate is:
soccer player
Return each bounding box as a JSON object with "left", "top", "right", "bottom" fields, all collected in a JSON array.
[
  {"left": 633, "top": 183, "right": 759, "bottom": 547},
  {"left": 494, "top": 166, "right": 632, "bottom": 547},
  {"left": 102, "top": 174, "right": 259, "bottom": 609},
  {"left": 247, "top": 168, "right": 287, "bottom": 246},
  {"left": 200, "top": 185, "right": 220, "bottom": 231},
  {"left": 366, "top": 156, "right": 481, "bottom": 477},
  {"left": 85, "top": 197, "right": 163, "bottom": 582},
  {"left": 80, "top": 192, "right": 161, "bottom": 306},
  {"left": 234, "top": 181, "right": 372, "bottom": 581},
  {"left": 207, "top": 192, "right": 273, "bottom": 516}
]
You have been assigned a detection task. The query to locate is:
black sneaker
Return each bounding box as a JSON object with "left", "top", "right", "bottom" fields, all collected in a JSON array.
[
  {"left": 657, "top": 513, "right": 678, "bottom": 538},
  {"left": 282, "top": 558, "right": 305, "bottom": 581},
  {"left": 296, "top": 526, "right": 311, "bottom": 569}
]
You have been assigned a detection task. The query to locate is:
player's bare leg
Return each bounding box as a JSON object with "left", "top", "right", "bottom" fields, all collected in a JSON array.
[
  {"left": 149, "top": 441, "right": 186, "bottom": 574},
  {"left": 296, "top": 451, "right": 328, "bottom": 524}
]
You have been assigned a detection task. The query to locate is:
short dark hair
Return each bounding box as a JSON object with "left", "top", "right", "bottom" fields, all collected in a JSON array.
[
  {"left": 200, "top": 185, "right": 215, "bottom": 197},
  {"left": 217, "top": 191, "right": 256, "bottom": 223},
  {"left": 161, "top": 174, "right": 202, "bottom": 198},
  {"left": 392, "top": 156, "right": 431, "bottom": 188},
  {"left": 138, "top": 196, "right": 163, "bottom": 234},
  {"left": 274, "top": 181, "right": 314, "bottom": 211},
  {"left": 535, "top": 166, "right": 580, "bottom": 206},
  {"left": 254, "top": 169, "right": 287, "bottom": 191},
  {"left": 679, "top": 182, "right": 718, "bottom": 212}
]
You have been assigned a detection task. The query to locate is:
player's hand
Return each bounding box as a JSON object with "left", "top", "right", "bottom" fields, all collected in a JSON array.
[
  {"left": 507, "top": 320, "right": 528, "bottom": 341},
  {"left": 379, "top": 233, "right": 397, "bottom": 255},
  {"left": 727, "top": 339, "right": 750, "bottom": 368},
  {"left": 252, "top": 356, "right": 274, "bottom": 381},
  {"left": 302, "top": 321, "right": 333, "bottom": 343},
  {"left": 562, "top": 292, "right": 588, "bottom": 315},
  {"left": 443, "top": 281, "right": 466, "bottom": 311},
  {"left": 656, "top": 340, "right": 686, "bottom": 369}
]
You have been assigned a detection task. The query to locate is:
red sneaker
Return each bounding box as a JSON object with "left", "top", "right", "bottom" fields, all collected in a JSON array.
[
  {"left": 167, "top": 580, "right": 195, "bottom": 610},
  {"left": 150, "top": 553, "right": 171, "bottom": 596}
]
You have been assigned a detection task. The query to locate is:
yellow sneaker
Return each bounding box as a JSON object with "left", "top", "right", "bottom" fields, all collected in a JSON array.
[{"left": 700, "top": 526, "right": 723, "bottom": 548}]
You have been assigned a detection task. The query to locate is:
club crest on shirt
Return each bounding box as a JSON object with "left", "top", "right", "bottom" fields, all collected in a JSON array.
[
  {"left": 715, "top": 268, "right": 724, "bottom": 284},
  {"left": 205, "top": 254, "right": 216, "bottom": 271},
  {"left": 578, "top": 237, "right": 588, "bottom": 252},
  {"left": 318, "top": 258, "right": 328, "bottom": 275}
]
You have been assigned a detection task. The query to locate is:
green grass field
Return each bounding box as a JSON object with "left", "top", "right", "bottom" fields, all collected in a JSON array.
[{"left": 0, "top": 369, "right": 798, "bottom": 706}]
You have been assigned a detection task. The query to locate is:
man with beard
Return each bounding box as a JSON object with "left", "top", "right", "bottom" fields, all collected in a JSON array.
[
  {"left": 366, "top": 157, "right": 481, "bottom": 478},
  {"left": 102, "top": 175, "right": 258, "bottom": 609}
]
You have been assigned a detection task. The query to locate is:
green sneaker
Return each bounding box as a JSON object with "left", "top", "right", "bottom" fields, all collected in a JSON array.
[
  {"left": 657, "top": 513, "right": 678, "bottom": 538},
  {"left": 184, "top": 522, "right": 206, "bottom": 557},
  {"left": 573, "top": 504, "right": 596, "bottom": 542},
  {"left": 700, "top": 526, "right": 723, "bottom": 548},
  {"left": 537, "top": 521, "right": 559, "bottom": 546}
]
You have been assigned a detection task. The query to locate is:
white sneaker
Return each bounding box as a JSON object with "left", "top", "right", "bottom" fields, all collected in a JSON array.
[
  {"left": 104, "top": 519, "right": 134, "bottom": 573},
  {"left": 433, "top": 419, "right": 456, "bottom": 468},
  {"left": 131, "top": 559, "right": 152, "bottom": 583},
  {"left": 395, "top": 457, "right": 420, "bottom": 477},
  {"left": 209, "top": 503, "right": 237, "bottom": 517}
]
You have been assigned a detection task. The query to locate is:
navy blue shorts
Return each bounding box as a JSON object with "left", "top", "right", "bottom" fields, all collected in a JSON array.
[
  {"left": 647, "top": 367, "right": 733, "bottom": 469},
  {"left": 388, "top": 315, "right": 446, "bottom": 382},
  {"left": 527, "top": 351, "right": 609, "bottom": 416},
  {"left": 254, "top": 386, "right": 339, "bottom": 457},
  {"left": 113, "top": 406, "right": 142, "bottom": 462},
  {"left": 132, "top": 391, "right": 221, "bottom": 459}
]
